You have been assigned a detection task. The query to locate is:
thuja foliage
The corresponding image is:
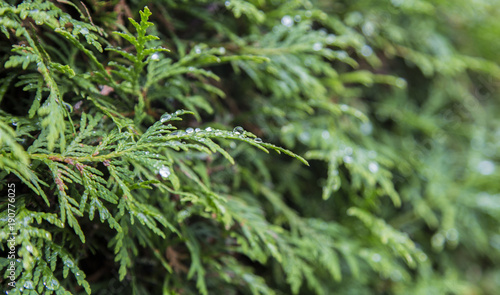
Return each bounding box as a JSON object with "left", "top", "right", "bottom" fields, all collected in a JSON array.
[{"left": 1, "top": 0, "right": 500, "bottom": 294}]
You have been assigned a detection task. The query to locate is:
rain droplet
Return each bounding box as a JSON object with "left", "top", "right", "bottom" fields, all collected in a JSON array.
[
  {"left": 225, "top": 0, "right": 230, "bottom": 7},
  {"left": 368, "top": 162, "right": 379, "bottom": 173},
  {"left": 360, "top": 122, "right": 373, "bottom": 135},
  {"left": 65, "top": 260, "right": 74, "bottom": 268},
  {"left": 194, "top": 46, "right": 201, "bottom": 54},
  {"left": 313, "top": 42, "right": 323, "bottom": 51},
  {"left": 362, "top": 22, "right": 375, "bottom": 36},
  {"left": 294, "top": 15, "right": 301, "bottom": 22},
  {"left": 418, "top": 252, "right": 428, "bottom": 262},
  {"left": 281, "top": 15, "right": 293, "bottom": 27},
  {"left": 254, "top": 137, "right": 262, "bottom": 143},
  {"left": 305, "top": 10, "right": 312, "bottom": 18},
  {"left": 195, "top": 128, "right": 201, "bottom": 132},
  {"left": 186, "top": 127, "right": 194, "bottom": 133},
  {"left": 395, "top": 78, "right": 407, "bottom": 88},
  {"left": 446, "top": 228, "right": 459, "bottom": 241},
  {"left": 344, "top": 147, "right": 353, "bottom": 155},
  {"left": 431, "top": 233, "right": 445, "bottom": 249},
  {"left": 326, "top": 34, "right": 336, "bottom": 44},
  {"left": 205, "top": 127, "right": 213, "bottom": 132},
  {"left": 343, "top": 156, "right": 353, "bottom": 164},
  {"left": 151, "top": 53, "right": 160, "bottom": 60},
  {"left": 219, "top": 47, "right": 226, "bottom": 54},
  {"left": 477, "top": 160, "right": 495, "bottom": 175},
  {"left": 158, "top": 166, "right": 171, "bottom": 178},
  {"left": 160, "top": 114, "right": 171, "bottom": 122},
  {"left": 233, "top": 126, "right": 244, "bottom": 134},
  {"left": 361, "top": 45, "right": 373, "bottom": 57},
  {"left": 321, "top": 130, "right": 330, "bottom": 139},
  {"left": 80, "top": 28, "right": 89, "bottom": 35},
  {"left": 337, "top": 51, "right": 348, "bottom": 59},
  {"left": 371, "top": 253, "right": 381, "bottom": 262},
  {"left": 24, "top": 281, "right": 34, "bottom": 289},
  {"left": 340, "top": 104, "right": 349, "bottom": 111},
  {"left": 390, "top": 270, "right": 402, "bottom": 281}
]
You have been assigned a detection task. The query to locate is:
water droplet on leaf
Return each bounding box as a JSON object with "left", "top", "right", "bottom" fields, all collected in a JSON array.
[
  {"left": 233, "top": 126, "right": 244, "bottom": 134},
  {"left": 186, "top": 127, "right": 194, "bottom": 133},
  {"left": 368, "top": 162, "right": 379, "bottom": 173},
  {"left": 281, "top": 15, "right": 293, "bottom": 27},
  {"left": 313, "top": 42, "right": 323, "bottom": 51},
  {"left": 361, "top": 45, "right": 373, "bottom": 57},
  {"left": 151, "top": 53, "right": 160, "bottom": 60},
  {"left": 477, "top": 160, "right": 495, "bottom": 175},
  {"left": 371, "top": 253, "right": 381, "bottom": 262},
  {"left": 255, "top": 137, "right": 262, "bottom": 143},
  {"left": 159, "top": 166, "right": 171, "bottom": 178},
  {"left": 160, "top": 114, "right": 171, "bottom": 122}
]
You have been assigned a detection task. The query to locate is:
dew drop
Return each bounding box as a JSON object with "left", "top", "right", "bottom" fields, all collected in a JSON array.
[
  {"left": 294, "top": 15, "right": 301, "bottom": 22},
  {"left": 431, "top": 233, "right": 445, "bottom": 249},
  {"left": 446, "top": 228, "right": 459, "bottom": 241},
  {"left": 477, "top": 160, "right": 495, "bottom": 175},
  {"left": 362, "top": 22, "right": 375, "bottom": 36},
  {"left": 186, "top": 127, "right": 194, "bottom": 133},
  {"left": 326, "top": 34, "right": 336, "bottom": 44},
  {"left": 205, "top": 127, "right": 213, "bottom": 132},
  {"left": 195, "top": 128, "right": 201, "bottom": 132},
  {"left": 254, "top": 137, "right": 262, "bottom": 143},
  {"left": 24, "top": 281, "right": 34, "bottom": 289},
  {"left": 80, "top": 28, "right": 89, "bottom": 35},
  {"left": 225, "top": 0, "right": 230, "bottom": 7},
  {"left": 361, "top": 45, "right": 373, "bottom": 57},
  {"left": 418, "top": 252, "right": 428, "bottom": 262},
  {"left": 337, "top": 51, "right": 348, "bottom": 59},
  {"left": 219, "top": 47, "right": 226, "bottom": 54},
  {"left": 158, "top": 166, "right": 171, "bottom": 178},
  {"left": 343, "top": 156, "right": 353, "bottom": 164},
  {"left": 321, "top": 130, "right": 330, "bottom": 139},
  {"left": 151, "top": 53, "right": 160, "bottom": 60},
  {"left": 368, "top": 162, "right": 379, "bottom": 173},
  {"left": 160, "top": 114, "right": 171, "bottom": 122},
  {"left": 340, "top": 104, "right": 349, "bottom": 111},
  {"left": 360, "top": 122, "right": 373, "bottom": 135},
  {"left": 233, "top": 126, "right": 244, "bottom": 134},
  {"left": 313, "top": 42, "right": 323, "bottom": 51},
  {"left": 395, "top": 78, "right": 407, "bottom": 88},
  {"left": 371, "top": 253, "right": 381, "bottom": 262},
  {"left": 305, "top": 10, "right": 312, "bottom": 18},
  {"left": 194, "top": 47, "right": 202, "bottom": 54},
  {"left": 281, "top": 15, "right": 293, "bottom": 27}
]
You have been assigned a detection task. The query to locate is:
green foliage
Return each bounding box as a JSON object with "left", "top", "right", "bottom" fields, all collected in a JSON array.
[{"left": 1, "top": 0, "right": 500, "bottom": 294}]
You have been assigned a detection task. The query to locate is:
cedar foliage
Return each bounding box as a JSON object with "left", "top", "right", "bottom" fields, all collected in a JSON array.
[{"left": 1, "top": 0, "right": 500, "bottom": 294}]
